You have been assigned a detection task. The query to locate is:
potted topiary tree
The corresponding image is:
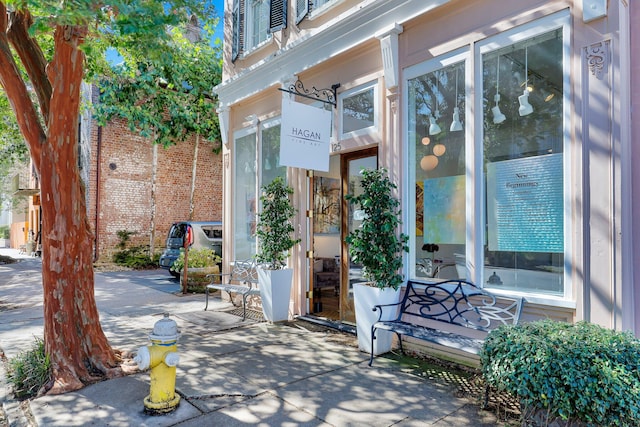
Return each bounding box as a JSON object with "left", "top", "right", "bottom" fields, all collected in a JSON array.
[
  {"left": 346, "top": 167, "right": 409, "bottom": 355},
  {"left": 255, "top": 176, "right": 301, "bottom": 322}
]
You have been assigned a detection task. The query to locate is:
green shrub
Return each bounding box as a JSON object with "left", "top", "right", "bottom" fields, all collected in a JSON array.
[
  {"left": 170, "top": 248, "right": 221, "bottom": 273},
  {"left": 255, "top": 176, "right": 300, "bottom": 270},
  {"left": 345, "top": 168, "right": 409, "bottom": 290},
  {"left": 481, "top": 319, "right": 640, "bottom": 426},
  {"left": 115, "top": 229, "right": 136, "bottom": 249},
  {"left": 113, "top": 246, "right": 159, "bottom": 269},
  {"left": 7, "top": 337, "right": 51, "bottom": 399},
  {"left": 0, "top": 225, "right": 9, "bottom": 239}
]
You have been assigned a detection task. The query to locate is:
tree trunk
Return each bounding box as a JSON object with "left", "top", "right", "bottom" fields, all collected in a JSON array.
[
  {"left": 189, "top": 131, "right": 200, "bottom": 220},
  {"left": 149, "top": 140, "right": 158, "bottom": 257},
  {"left": 39, "top": 25, "right": 120, "bottom": 395}
]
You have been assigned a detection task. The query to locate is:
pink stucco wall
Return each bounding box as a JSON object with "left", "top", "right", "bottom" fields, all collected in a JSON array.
[{"left": 630, "top": 1, "right": 640, "bottom": 333}]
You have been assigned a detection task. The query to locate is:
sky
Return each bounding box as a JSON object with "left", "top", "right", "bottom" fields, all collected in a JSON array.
[
  {"left": 106, "top": 1, "right": 225, "bottom": 65},
  {"left": 212, "top": 0, "right": 224, "bottom": 42}
]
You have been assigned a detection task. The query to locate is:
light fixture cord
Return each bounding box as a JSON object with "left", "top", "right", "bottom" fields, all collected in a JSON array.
[
  {"left": 524, "top": 46, "right": 528, "bottom": 88},
  {"left": 434, "top": 72, "right": 439, "bottom": 117},
  {"left": 495, "top": 56, "right": 500, "bottom": 105},
  {"left": 455, "top": 67, "right": 459, "bottom": 103}
]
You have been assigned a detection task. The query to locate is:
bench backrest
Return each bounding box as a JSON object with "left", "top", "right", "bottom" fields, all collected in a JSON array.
[
  {"left": 229, "top": 259, "right": 259, "bottom": 284},
  {"left": 402, "top": 280, "right": 524, "bottom": 332}
]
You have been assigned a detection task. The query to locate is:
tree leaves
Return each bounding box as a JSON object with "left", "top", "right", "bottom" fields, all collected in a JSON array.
[
  {"left": 345, "top": 168, "right": 409, "bottom": 290},
  {"left": 92, "top": 9, "right": 222, "bottom": 150}
]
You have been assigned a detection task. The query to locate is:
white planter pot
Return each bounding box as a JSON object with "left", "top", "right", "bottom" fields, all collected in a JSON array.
[
  {"left": 353, "top": 282, "right": 401, "bottom": 355},
  {"left": 257, "top": 267, "right": 293, "bottom": 322}
]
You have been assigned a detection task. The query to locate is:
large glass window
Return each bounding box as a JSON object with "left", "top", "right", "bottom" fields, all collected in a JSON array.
[
  {"left": 481, "top": 29, "right": 564, "bottom": 296},
  {"left": 406, "top": 13, "right": 569, "bottom": 300},
  {"left": 233, "top": 119, "right": 287, "bottom": 260},
  {"left": 408, "top": 56, "right": 467, "bottom": 281},
  {"left": 260, "top": 120, "right": 286, "bottom": 185},
  {"left": 234, "top": 130, "right": 257, "bottom": 260},
  {"left": 247, "top": 0, "right": 270, "bottom": 50}
]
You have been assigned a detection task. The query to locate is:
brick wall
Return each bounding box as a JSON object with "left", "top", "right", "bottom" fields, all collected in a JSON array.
[{"left": 87, "top": 116, "right": 222, "bottom": 263}]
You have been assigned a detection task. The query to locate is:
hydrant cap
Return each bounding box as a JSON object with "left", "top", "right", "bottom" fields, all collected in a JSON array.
[{"left": 149, "top": 313, "right": 180, "bottom": 342}]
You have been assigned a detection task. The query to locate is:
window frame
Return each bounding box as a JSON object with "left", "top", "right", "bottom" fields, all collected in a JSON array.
[
  {"left": 232, "top": 117, "right": 288, "bottom": 261},
  {"left": 308, "top": 0, "right": 343, "bottom": 20},
  {"left": 404, "top": 48, "right": 470, "bottom": 284},
  {"left": 245, "top": 0, "right": 271, "bottom": 51},
  {"left": 338, "top": 80, "right": 379, "bottom": 140},
  {"left": 475, "top": 11, "right": 572, "bottom": 304},
  {"left": 233, "top": 125, "right": 258, "bottom": 261},
  {"left": 403, "top": 10, "right": 573, "bottom": 306}
]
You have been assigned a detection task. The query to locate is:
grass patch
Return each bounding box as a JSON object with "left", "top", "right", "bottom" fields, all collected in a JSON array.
[{"left": 7, "top": 337, "right": 51, "bottom": 399}]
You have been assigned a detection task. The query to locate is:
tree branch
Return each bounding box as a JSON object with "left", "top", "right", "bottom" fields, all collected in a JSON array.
[
  {"left": 7, "top": 9, "right": 51, "bottom": 122},
  {"left": 0, "top": 3, "right": 46, "bottom": 170}
]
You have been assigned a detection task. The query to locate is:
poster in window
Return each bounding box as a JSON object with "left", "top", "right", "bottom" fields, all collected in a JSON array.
[
  {"left": 423, "top": 175, "right": 465, "bottom": 244},
  {"left": 486, "top": 153, "right": 563, "bottom": 253}
]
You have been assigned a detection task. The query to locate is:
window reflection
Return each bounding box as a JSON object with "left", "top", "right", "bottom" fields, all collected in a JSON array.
[
  {"left": 482, "top": 30, "right": 564, "bottom": 295},
  {"left": 408, "top": 61, "right": 466, "bottom": 281}
]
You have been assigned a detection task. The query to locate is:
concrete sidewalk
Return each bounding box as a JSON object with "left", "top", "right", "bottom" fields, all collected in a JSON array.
[{"left": 0, "top": 249, "right": 502, "bottom": 426}]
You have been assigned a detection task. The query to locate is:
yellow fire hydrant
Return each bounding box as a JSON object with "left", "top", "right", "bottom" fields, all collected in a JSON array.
[{"left": 134, "top": 313, "right": 181, "bottom": 415}]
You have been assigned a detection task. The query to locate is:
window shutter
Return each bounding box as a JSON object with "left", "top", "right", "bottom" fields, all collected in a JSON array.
[
  {"left": 269, "top": 0, "right": 287, "bottom": 33},
  {"left": 232, "top": 0, "right": 242, "bottom": 61},
  {"left": 295, "top": 0, "right": 308, "bottom": 24}
]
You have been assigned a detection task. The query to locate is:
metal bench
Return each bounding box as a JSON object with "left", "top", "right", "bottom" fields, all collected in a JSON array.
[
  {"left": 369, "top": 279, "right": 524, "bottom": 407},
  {"left": 369, "top": 279, "right": 524, "bottom": 365},
  {"left": 204, "top": 259, "right": 260, "bottom": 320}
]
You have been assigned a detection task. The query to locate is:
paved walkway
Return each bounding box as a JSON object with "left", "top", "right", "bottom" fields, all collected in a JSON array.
[{"left": 0, "top": 249, "right": 503, "bottom": 426}]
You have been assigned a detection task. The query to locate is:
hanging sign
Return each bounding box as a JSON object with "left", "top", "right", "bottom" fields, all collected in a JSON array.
[{"left": 279, "top": 97, "right": 332, "bottom": 171}]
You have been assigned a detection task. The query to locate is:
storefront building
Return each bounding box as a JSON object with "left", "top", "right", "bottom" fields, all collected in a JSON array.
[{"left": 214, "top": 0, "right": 639, "bottom": 339}]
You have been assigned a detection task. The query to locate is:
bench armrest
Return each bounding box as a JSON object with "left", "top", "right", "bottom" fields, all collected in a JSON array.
[
  {"left": 373, "top": 301, "right": 403, "bottom": 322},
  {"left": 206, "top": 272, "right": 230, "bottom": 278}
]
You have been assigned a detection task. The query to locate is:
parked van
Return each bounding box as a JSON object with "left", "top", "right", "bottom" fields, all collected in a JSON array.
[{"left": 159, "top": 221, "right": 222, "bottom": 276}]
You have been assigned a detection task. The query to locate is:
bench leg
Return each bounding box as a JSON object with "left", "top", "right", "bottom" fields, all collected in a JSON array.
[
  {"left": 396, "top": 332, "right": 405, "bottom": 355},
  {"left": 369, "top": 326, "right": 376, "bottom": 366},
  {"left": 204, "top": 288, "right": 210, "bottom": 311},
  {"left": 242, "top": 293, "right": 249, "bottom": 321},
  {"left": 482, "top": 384, "right": 490, "bottom": 409}
]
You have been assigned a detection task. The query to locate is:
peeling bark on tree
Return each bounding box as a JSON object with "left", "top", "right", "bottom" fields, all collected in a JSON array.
[
  {"left": 0, "top": 14, "right": 121, "bottom": 394},
  {"left": 38, "top": 25, "right": 121, "bottom": 395},
  {"left": 149, "top": 141, "right": 158, "bottom": 257}
]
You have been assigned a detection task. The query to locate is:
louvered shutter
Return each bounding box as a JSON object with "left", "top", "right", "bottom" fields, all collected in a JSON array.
[
  {"left": 232, "top": 0, "right": 242, "bottom": 62},
  {"left": 269, "top": 0, "right": 287, "bottom": 33},
  {"left": 295, "top": 0, "right": 308, "bottom": 24}
]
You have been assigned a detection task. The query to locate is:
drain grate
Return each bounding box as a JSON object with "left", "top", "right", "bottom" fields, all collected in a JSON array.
[{"left": 223, "top": 308, "right": 265, "bottom": 322}]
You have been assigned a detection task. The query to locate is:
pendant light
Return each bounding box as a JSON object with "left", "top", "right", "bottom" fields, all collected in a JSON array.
[
  {"left": 518, "top": 46, "right": 534, "bottom": 116},
  {"left": 428, "top": 116, "right": 441, "bottom": 135},
  {"left": 450, "top": 67, "right": 463, "bottom": 132},
  {"left": 420, "top": 155, "right": 439, "bottom": 171},
  {"left": 492, "top": 56, "right": 506, "bottom": 124}
]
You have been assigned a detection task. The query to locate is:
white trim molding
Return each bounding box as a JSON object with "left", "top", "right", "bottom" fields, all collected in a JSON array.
[
  {"left": 583, "top": 0, "right": 608, "bottom": 22},
  {"left": 376, "top": 23, "right": 403, "bottom": 90}
]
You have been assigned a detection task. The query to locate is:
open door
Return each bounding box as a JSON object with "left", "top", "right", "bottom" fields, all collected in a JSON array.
[
  {"left": 340, "top": 148, "right": 378, "bottom": 323},
  {"left": 306, "top": 148, "right": 378, "bottom": 324}
]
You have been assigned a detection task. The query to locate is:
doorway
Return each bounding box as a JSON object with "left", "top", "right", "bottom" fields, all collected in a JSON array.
[{"left": 309, "top": 147, "right": 378, "bottom": 324}]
